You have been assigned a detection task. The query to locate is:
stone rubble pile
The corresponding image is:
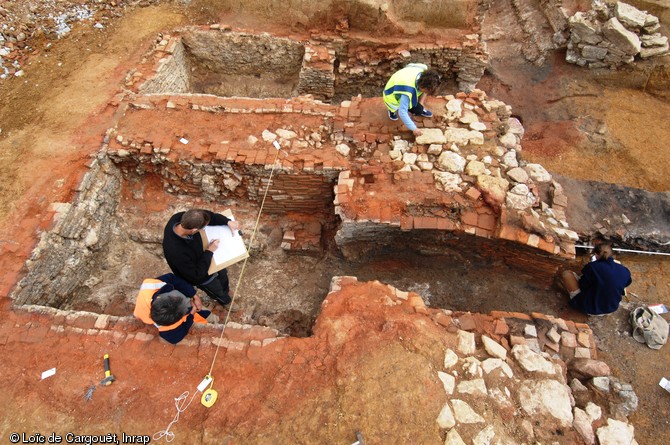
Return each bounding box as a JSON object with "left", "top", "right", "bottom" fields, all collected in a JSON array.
[
  {"left": 0, "top": 0, "right": 154, "bottom": 79},
  {"left": 566, "top": 0, "right": 669, "bottom": 69},
  {"left": 380, "top": 89, "right": 578, "bottom": 253},
  {"left": 435, "top": 331, "right": 638, "bottom": 444}
]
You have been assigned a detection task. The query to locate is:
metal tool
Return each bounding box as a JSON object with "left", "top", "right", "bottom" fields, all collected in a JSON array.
[
  {"left": 351, "top": 432, "right": 364, "bottom": 445},
  {"left": 83, "top": 384, "right": 96, "bottom": 401},
  {"left": 99, "top": 353, "right": 115, "bottom": 386}
]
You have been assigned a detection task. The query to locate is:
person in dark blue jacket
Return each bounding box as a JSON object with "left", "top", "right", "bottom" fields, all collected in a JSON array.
[
  {"left": 134, "top": 273, "right": 215, "bottom": 344},
  {"left": 561, "top": 242, "right": 632, "bottom": 315}
]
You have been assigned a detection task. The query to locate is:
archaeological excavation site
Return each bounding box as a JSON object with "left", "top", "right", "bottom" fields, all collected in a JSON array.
[{"left": 1, "top": 0, "right": 670, "bottom": 444}]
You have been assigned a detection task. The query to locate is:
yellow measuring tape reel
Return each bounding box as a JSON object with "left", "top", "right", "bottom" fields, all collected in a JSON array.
[{"left": 198, "top": 375, "right": 218, "bottom": 408}]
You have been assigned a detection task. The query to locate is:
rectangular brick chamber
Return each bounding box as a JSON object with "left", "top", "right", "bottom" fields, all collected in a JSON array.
[{"left": 139, "top": 29, "right": 487, "bottom": 103}]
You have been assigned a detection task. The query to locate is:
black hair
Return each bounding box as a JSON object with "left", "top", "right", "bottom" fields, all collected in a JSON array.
[
  {"left": 180, "top": 209, "right": 211, "bottom": 230},
  {"left": 594, "top": 242, "right": 613, "bottom": 260},
  {"left": 418, "top": 69, "right": 441, "bottom": 93},
  {"left": 151, "top": 291, "right": 190, "bottom": 326}
]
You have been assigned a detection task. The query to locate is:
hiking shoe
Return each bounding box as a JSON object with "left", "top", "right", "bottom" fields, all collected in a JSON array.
[
  {"left": 213, "top": 294, "right": 232, "bottom": 306},
  {"left": 388, "top": 110, "right": 398, "bottom": 121},
  {"left": 419, "top": 109, "right": 433, "bottom": 118}
]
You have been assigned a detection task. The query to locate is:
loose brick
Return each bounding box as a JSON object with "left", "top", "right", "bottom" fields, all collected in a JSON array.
[
  {"left": 458, "top": 313, "right": 476, "bottom": 331},
  {"left": 461, "top": 211, "right": 478, "bottom": 226},
  {"left": 494, "top": 320, "right": 509, "bottom": 335}
]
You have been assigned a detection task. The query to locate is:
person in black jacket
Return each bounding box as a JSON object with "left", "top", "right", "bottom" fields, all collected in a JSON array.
[
  {"left": 561, "top": 242, "right": 632, "bottom": 315},
  {"left": 162, "top": 209, "right": 239, "bottom": 306}
]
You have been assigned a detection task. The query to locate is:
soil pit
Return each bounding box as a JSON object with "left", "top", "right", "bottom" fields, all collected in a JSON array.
[{"left": 183, "top": 32, "right": 305, "bottom": 98}]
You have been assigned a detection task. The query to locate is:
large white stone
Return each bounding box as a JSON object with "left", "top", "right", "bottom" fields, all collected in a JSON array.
[
  {"left": 603, "top": 17, "right": 641, "bottom": 56},
  {"left": 465, "top": 160, "right": 486, "bottom": 176},
  {"left": 392, "top": 139, "right": 410, "bottom": 152},
  {"left": 482, "top": 358, "right": 513, "bottom": 378},
  {"left": 438, "top": 371, "right": 456, "bottom": 394},
  {"left": 525, "top": 163, "right": 552, "bottom": 182},
  {"left": 518, "top": 379, "right": 574, "bottom": 427},
  {"left": 444, "top": 348, "right": 459, "bottom": 368},
  {"left": 261, "top": 129, "right": 277, "bottom": 142},
  {"left": 335, "top": 143, "right": 351, "bottom": 157},
  {"left": 482, "top": 335, "right": 507, "bottom": 360},
  {"left": 477, "top": 175, "right": 510, "bottom": 206},
  {"left": 585, "top": 402, "right": 602, "bottom": 421},
  {"left": 433, "top": 171, "right": 462, "bottom": 192},
  {"left": 499, "top": 132, "right": 518, "bottom": 148},
  {"left": 574, "top": 407, "right": 595, "bottom": 445},
  {"left": 451, "top": 399, "right": 485, "bottom": 423},
  {"left": 416, "top": 128, "right": 447, "bottom": 145},
  {"left": 489, "top": 387, "right": 514, "bottom": 410},
  {"left": 457, "top": 379, "right": 487, "bottom": 397},
  {"left": 276, "top": 128, "right": 298, "bottom": 139},
  {"left": 457, "top": 330, "right": 476, "bottom": 355},
  {"left": 615, "top": 2, "right": 647, "bottom": 29},
  {"left": 445, "top": 99, "right": 463, "bottom": 120},
  {"left": 508, "top": 117, "right": 525, "bottom": 137},
  {"left": 437, "top": 151, "right": 466, "bottom": 173},
  {"left": 470, "top": 121, "right": 487, "bottom": 132},
  {"left": 512, "top": 344, "right": 556, "bottom": 374},
  {"left": 459, "top": 109, "right": 479, "bottom": 124},
  {"left": 436, "top": 402, "right": 456, "bottom": 429},
  {"left": 506, "top": 166, "right": 528, "bottom": 183},
  {"left": 569, "top": 12, "right": 603, "bottom": 45},
  {"left": 554, "top": 227, "right": 580, "bottom": 241},
  {"left": 510, "top": 184, "right": 530, "bottom": 195},
  {"left": 417, "top": 161, "right": 434, "bottom": 171},
  {"left": 463, "top": 357, "right": 483, "bottom": 378},
  {"left": 445, "top": 429, "right": 467, "bottom": 445},
  {"left": 502, "top": 150, "right": 518, "bottom": 167},
  {"left": 444, "top": 127, "right": 473, "bottom": 145},
  {"left": 467, "top": 130, "right": 484, "bottom": 145},
  {"left": 428, "top": 144, "right": 443, "bottom": 155},
  {"left": 402, "top": 153, "right": 418, "bottom": 165},
  {"left": 473, "top": 425, "right": 495, "bottom": 445},
  {"left": 596, "top": 418, "right": 635, "bottom": 445},
  {"left": 506, "top": 190, "right": 535, "bottom": 210}
]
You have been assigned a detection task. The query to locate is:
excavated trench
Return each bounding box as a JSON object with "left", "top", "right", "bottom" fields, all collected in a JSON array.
[
  {"left": 142, "top": 29, "right": 476, "bottom": 103},
  {"left": 10, "top": 24, "right": 670, "bottom": 339},
  {"left": 9, "top": 158, "right": 576, "bottom": 337}
]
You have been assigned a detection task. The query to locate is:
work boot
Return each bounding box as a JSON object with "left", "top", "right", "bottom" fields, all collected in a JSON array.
[
  {"left": 388, "top": 110, "right": 398, "bottom": 121},
  {"left": 212, "top": 293, "right": 232, "bottom": 306}
]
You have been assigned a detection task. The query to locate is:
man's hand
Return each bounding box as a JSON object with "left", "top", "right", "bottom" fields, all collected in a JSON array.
[
  {"left": 227, "top": 220, "right": 240, "bottom": 235},
  {"left": 207, "top": 239, "right": 220, "bottom": 252},
  {"left": 413, "top": 128, "right": 423, "bottom": 137},
  {"left": 192, "top": 295, "right": 203, "bottom": 312}
]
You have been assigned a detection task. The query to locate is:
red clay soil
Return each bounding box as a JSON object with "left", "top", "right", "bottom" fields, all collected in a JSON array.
[{"left": 1, "top": 4, "right": 670, "bottom": 445}]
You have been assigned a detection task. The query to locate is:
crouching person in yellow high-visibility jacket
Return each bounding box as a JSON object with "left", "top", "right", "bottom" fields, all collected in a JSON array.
[
  {"left": 134, "top": 273, "right": 217, "bottom": 344},
  {"left": 383, "top": 63, "right": 442, "bottom": 137}
]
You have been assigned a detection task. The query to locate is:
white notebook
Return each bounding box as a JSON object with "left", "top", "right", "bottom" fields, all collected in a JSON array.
[{"left": 199, "top": 210, "right": 249, "bottom": 274}]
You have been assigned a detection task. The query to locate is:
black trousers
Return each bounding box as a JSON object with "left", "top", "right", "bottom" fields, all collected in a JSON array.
[
  {"left": 409, "top": 103, "right": 426, "bottom": 115},
  {"left": 197, "top": 270, "right": 231, "bottom": 305}
]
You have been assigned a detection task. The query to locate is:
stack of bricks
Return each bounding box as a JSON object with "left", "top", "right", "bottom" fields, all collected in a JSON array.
[
  {"left": 331, "top": 276, "right": 598, "bottom": 365},
  {"left": 6, "top": 304, "right": 287, "bottom": 362}
]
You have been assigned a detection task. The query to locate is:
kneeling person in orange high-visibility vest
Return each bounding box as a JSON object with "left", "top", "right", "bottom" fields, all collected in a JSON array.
[{"left": 134, "top": 273, "right": 216, "bottom": 344}]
